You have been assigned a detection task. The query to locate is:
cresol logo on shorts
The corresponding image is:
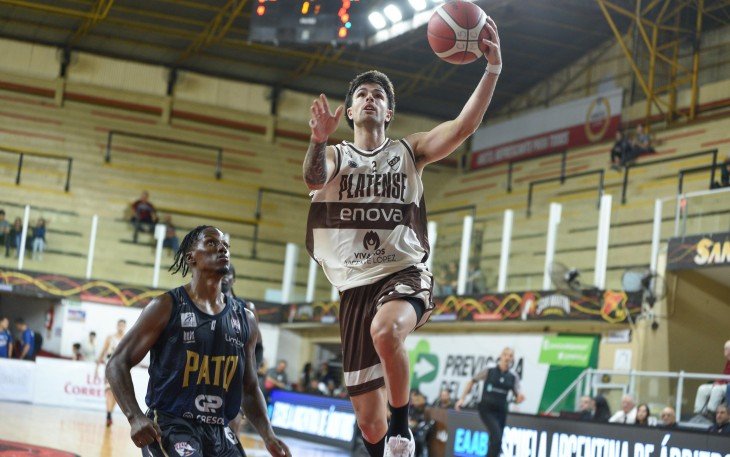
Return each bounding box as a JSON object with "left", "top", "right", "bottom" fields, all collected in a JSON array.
[{"left": 64, "top": 371, "right": 104, "bottom": 397}]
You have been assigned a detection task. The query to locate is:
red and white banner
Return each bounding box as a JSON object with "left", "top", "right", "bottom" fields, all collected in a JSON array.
[
  {"left": 471, "top": 89, "right": 623, "bottom": 169},
  {"left": 32, "top": 357, "right": 148, "bottom": 411}
]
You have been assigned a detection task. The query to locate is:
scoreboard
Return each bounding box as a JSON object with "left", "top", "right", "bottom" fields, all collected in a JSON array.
[{"left": 250, "top": 0, "right": 366, "bottom": 45}]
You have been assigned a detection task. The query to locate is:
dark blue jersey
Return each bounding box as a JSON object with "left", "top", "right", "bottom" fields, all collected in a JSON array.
[
  {"left": 0, "top": 329, "right": 11, "bottom": 357},
  {"left": 145, "top": 286, "right": 249, "bottom": 425}
]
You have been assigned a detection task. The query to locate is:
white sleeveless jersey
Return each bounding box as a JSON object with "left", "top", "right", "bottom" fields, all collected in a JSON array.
[{"left": 306, "top": 138, "right": 430, "bottom": 291}]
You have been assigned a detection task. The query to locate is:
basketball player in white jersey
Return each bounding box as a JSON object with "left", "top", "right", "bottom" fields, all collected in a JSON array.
[
  {"left": 303, "top": 16, "right": 501, "bottom": 457},
  {"left": 97, "top": 318, "right": 127, "bottom": 427}
]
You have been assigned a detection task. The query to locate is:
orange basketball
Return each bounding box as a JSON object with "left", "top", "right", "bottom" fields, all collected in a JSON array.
[{"left": 427, "top": 0, "right": 489, "bottom": 65}]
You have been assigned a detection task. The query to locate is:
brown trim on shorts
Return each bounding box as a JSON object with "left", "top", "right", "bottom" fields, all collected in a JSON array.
[{"left": 347, "top": 377, "right": 386, "bottom": 397}]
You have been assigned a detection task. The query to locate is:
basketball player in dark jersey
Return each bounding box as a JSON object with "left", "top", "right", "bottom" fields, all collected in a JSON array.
[
  {"left": 303, "top": 16, "right": 502, "bottom": 457},
  {"left": 106, "top": 226, "right": 290, "bottom": 456}
]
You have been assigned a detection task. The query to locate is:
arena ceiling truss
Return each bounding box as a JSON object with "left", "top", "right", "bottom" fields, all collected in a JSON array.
[{"left": 0, "top": 0, "right": 728, "bottom": 120}]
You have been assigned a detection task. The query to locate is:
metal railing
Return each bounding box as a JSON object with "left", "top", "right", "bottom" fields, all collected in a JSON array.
[
  {"left": 546, "top": 368, "right": 730, "bottom": 420},
  {"left": 526, "top": 168, "right": 604, "bottom": 217},
  {"left": 1, "top": 146, "right": 73, "bottom": 192}
]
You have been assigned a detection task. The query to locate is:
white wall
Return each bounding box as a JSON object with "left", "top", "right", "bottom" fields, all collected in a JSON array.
[{"left": 58, "top": 300, "right": 144, "bottom": 361}]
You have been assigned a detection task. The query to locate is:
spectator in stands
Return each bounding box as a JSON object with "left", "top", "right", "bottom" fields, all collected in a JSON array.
[
  {"left": 593, "top": 395, "right": 612, "bottom": 422},
  {"left": 31, "top": 218, "right": 47, "bottom": 260},
  {"left": 659, "top": 406, "right": 678, "bottom": 429},
  {"left": 72, "top": 342, "right": 84, "bottom": 361},
  {"left": 162, "top": 215, "right": 180, "bottom": 254},
  {"left": 0, "top": 316, "right": 12, "bottom": 358},
  {"left": 409, "top": 390, "right": 433, "bottom": 457},
  {"left": 432, "top": 387, "right": 454, "bottom": 409},
  {"left": 81, "top": 331, "right": 97, "bottom": 361},
  {"left": 632, "top": 123, "right": 655, "bottom": 156},
  {"left": 298, "top": 362, "right": 314, "bottom": 392},
  {"left": 609, "top": 394, "right": 637, "bottom": 424},
  {"left": 436, "top": 261, "right": 459, "bottom": 296},
  {"left": 6, "top": 217, "right": 23, "bottom": 257},
  {"left": 0, "top": 210, "right": 9, "bottom": 254},
  {"left": 712, "top": 156, "right": 730, "bottom": 189},
  {"left": 317, "top": 361, "right": 338, "bottom": 387},
  {"left": 610, "top": 130, "right": 631, "bottom": 169},
  {"left": 265, "top": 359, "right": 290, "bottom": 393},
  {"left": 708, "top": 403, "right": 730, "bottom": 435},
  {"left": 14, "top": 318, "right": 35, "bottom": 361},
  {"left": 578, "top": 395, "right": 594, "bottom": 420},
  {"left": 467, "top": 260, "right": 487, "bottom": 295},
  {"left": 693, "top": 339, "right": 730, "bottom": 418},
  {"left": 304, "top": 378, "right": 323, "bottom": 395},
  {"left": 634, "top": 403, "right": 657, "bottom": 426},
  {"left": 130, "top": 190, "right": 158, "bottom": 243}
]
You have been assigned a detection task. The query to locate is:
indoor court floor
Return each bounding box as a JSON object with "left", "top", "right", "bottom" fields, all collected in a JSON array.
[{"left": 0, "top": 402, "right": 349, "bottom": 457}]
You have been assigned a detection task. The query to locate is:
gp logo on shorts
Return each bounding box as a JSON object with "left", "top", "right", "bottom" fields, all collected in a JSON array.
[{"left": 174, "top": 442, "right": 196, "bottom": 457}]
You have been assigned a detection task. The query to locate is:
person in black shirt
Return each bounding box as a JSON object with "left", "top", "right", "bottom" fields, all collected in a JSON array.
[
  {"left": 592, "top": 395, "right": 612, "bottom": 422},
  {"left": 708, "top": 403, "right": 730, "bottom": 435},
  {"left": 106, "top": 226, "right": 290, "bottom": 456},
  {"left": 455, "top": 347, "right": 525, "bottom": 457}
]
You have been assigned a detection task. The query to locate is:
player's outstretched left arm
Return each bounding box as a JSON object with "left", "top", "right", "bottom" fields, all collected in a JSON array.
[
  {"left": 241, "top": 310, "right": 291, "bottom": 457},
  {"left": 407, "top": 16, "right": 502, "bottom": 169}
]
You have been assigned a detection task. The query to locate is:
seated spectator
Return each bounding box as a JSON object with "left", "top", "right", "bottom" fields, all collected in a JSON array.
[
  {"left": 72, "top": 342, "right": 84, "bottom": 361},
  {"left": 409, "top": 390, "right": 433, "bottom": 457},
  {"left": 610, "top": 130, "right": 631, "bottom": 169},
  {"left": 578, "top": 395, "right": 594, "bottom": 420},
  {"left": 593, "top": 395, "right": 612, "bottom": 422},
  {"left": 708, "top": 403, "right": 730, "bottom": 435},
  {"left": 436, "top": 261, "right": 459, "bottom": 296},
  {"left": 659, "top": 406, "right": 678, "bottom": 428},
  {"left": 265, "top": 359, "right": 290, "bottom": 393},
  {"left": 298, "top": 362, "right": 314, "bottom": 392},
  {"left": 6, "top": 217, "right": 23, "bottom": 258},
  {"left": 609, "top": 394, "right": 637, "bottom": 424},
  {"left": 31, "top": 218, "right": 47, "bottom": 260},
  {"left": 0, "top": 210, "right": 9, "bottom": 252},
  {"left": 304, "top": 378, "right": 322, "bottom": 395},
  {"left": 466, "top": 260, "right": 487, "bottom": 295},
  {"left": 130, "top": 190, "right": 158, "bottom": 243},
  {"left": 161, "top": 215, "right": 180, "bottom": 254},
  {"left": 432, "top": 387, "right": 454, "bottom": 409},
  {"left": 712, "top": 156, "right": 730, "bottom": 189},
  {"left": 317, "top": 361, "right": 338, "bottom": 387},
  {"left": 693, "top": 339, "right": 730, "bottom": 417},
  {"left": 632, "top": 123, "right": 655, "bottom": 156},
  {"left": 635, "top": 403, "right": 657, "bottom": 426}
]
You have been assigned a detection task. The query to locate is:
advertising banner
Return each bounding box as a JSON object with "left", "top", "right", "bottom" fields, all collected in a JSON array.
[
  {"left": 667, "top": 232, "right": 730, "bottom": 270},
  {"left": 268, "top": 390, "right": 357, "bottom": 449},
  {"left": 0, "top": 358, "right": 35, "bottom": 402},
  {"left": 470, "top": 89, "right": 623, "bottom": 169},
  {"left": 32, "top": 357, "right": 148, "bottom": 411},
  {"left": 405, "top": 334, "right": 550, "bottom": 415},
  {"left": 445, "top": 410, "right": 730, "bottom": 457}
]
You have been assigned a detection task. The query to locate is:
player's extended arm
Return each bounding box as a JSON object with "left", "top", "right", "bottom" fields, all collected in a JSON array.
[
  {"left": 455, "top": 378, "right": 476, "bottom": 410},
  {"left": 302, "top": 94, "right": 343, "bottom": 190},
  {"left": 241, "top": 311, "right": 291, "bottom": 457},
  {"left": 407, "top": 16, "right": 502, "bottom": 168},
  {"left": 106, "top": 294, "right": 172, "bottom": 447}
]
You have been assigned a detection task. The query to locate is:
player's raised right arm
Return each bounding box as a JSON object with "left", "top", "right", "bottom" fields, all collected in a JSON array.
[
  {"left": 106, "top": 294, "right": 172, "bottom": 447},
  {"left": 303, "top": 94, "right": 343, "bottom": 190}
]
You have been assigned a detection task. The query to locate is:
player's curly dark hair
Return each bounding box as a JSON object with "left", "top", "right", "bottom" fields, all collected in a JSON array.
[
  {"left": 344, "top": 70, "right": 395, "bottom": 130},
  {"left": 169, "top": 225, "right": 214, "bottom": 277}
]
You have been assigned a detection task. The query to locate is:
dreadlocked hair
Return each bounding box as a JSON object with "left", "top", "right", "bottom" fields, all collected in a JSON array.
[{"left": 169, "top": 225, "right": 214, "bottom": 277}]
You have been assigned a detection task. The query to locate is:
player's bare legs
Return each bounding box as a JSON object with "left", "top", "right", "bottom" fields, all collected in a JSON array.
[
  {"left": 371, "top": 300, "right": 417, "bottom": 411},
  {"left": 350, "top": 388, "right": 388, "bottom": 443},
  {"left": 105, "top": 388, "right": 117, "bottom": 426}
]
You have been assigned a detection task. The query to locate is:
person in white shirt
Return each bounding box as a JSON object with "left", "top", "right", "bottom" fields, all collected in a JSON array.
[
  {"left": 81, "top": 331, "right": 97, "bottom": 361},
  {"left": 609, "top": 394, "right": 638, "bottom": 424}
]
